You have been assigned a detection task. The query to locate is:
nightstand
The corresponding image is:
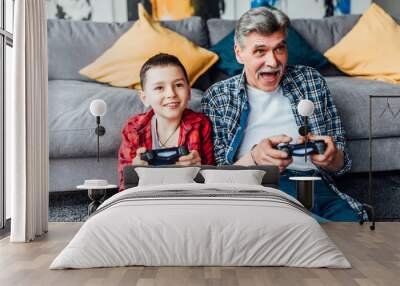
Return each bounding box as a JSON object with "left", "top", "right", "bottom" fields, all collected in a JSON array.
[{"left": 77, "top": 182, "right": 118, "bottom": 215}]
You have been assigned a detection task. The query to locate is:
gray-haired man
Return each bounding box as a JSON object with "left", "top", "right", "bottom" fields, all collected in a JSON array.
[{"left": 202, "top": 6, "right": 367, "bottom": 222}]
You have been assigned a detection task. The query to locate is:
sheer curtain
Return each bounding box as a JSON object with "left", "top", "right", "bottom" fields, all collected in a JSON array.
[{"left": 8, "top": 0, "right": 49, "bottom": 242}]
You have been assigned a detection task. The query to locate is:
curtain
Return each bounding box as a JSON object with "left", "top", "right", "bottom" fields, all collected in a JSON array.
[{"left": 8, "top": 0, "right": 49, "bottom": 242}]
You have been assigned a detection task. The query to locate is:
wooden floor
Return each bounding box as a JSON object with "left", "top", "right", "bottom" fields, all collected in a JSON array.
[{"left": 0, "top": 222, "right": 399, "bottom": 286}]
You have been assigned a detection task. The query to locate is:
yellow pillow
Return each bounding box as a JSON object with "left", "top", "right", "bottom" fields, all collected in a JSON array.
[
  {"left": 79, "top": 4, "right": 218, "bottom": 89},
  {"left": 324, "top": 4, "right": 400, "bottom": 84}
]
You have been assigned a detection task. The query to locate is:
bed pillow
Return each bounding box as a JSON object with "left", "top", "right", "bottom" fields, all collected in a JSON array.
[
  {"left": 324, "top": 3, "right": 400, "bottom": 84},
  {"left": 135, "top": 167, "right": 201, "bottom": 186},
  {"left": 200, "top": 169, "right": 266, "bottom": 185},
  {"left": 210, "top": 26, "right": 329, "bottom": 76},
  {"left": 79, "top": 4, "right": 218, "bottom": 89}
]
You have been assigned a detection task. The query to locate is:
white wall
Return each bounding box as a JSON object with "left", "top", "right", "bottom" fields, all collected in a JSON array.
[{"left": 222, "top": 0, "right": 372, "bottom": 20}]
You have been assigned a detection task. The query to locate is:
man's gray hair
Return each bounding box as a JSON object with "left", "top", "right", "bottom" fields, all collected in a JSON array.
[{"left": 235, "top": 6, "right": 290, "bottom": 48}]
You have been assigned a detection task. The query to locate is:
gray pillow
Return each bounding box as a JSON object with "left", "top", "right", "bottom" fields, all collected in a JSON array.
[
  {"left": 136, "top": 167, "right": 201, "bottom": 186},
  {"left": 200, "top": 169, "right": 266, "bottom": 185}
]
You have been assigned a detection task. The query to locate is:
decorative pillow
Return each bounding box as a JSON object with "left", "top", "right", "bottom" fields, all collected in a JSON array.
[
  {"left": 200, "top": 169, "right": 266, "bottom": 185},
  {"left": 209, "top": 30, "right": 243, "bottom": 76},
  {"left": 135, "top": 167, "right": 200, "bottom": 186},
  {"left": 79, "top": 4, "right": 218, "bottom": 89},
  {"left": 324, "top": 3, "right": 400, "bottom": 84},
  {"left": 210, "top": 27, "right": 328, "bottom": 76}
]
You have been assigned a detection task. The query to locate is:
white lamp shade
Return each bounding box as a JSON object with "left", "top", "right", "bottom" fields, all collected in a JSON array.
[
  {"left": 90, "top": 99, "right": 107, "bottom": 117},
  {"left": 297, "top": 99, "right": 315, "bottom": 117}
]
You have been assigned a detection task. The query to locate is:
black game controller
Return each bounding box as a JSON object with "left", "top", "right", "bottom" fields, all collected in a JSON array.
[
  {"left": 277, "top": 140, "right": 326, "bottom": 157},
  {"left": 140, "top": 146, "right": 189, "bottom": 165}
]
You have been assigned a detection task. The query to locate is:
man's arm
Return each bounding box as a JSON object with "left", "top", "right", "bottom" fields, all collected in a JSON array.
[
  {"left": 234, "top": 136, "right": 293, "bottom": 172},
  {"left": 201, "top": 89, "right": 227, "bottom": 166},
  {"left": 317, "top": 78, "right": 351, "bottom": 175}
]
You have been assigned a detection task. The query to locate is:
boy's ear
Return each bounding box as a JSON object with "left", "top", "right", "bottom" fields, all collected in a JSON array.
[{"left": 139, "top": 90, "right": 150, "bottom": 107}]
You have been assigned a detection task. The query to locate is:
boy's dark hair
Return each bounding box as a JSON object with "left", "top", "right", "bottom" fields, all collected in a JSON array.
[{"left": 140, "top": 53, "right": 189, "bottom": 88}]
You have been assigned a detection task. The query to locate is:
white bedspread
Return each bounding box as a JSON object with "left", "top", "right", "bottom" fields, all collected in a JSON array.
[{"left": 50, "top": 183, "right": 351, "bottom": 269}]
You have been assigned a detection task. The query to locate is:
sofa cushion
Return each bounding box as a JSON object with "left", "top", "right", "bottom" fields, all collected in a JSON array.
[
  {"left": 326, "top": 77, "right": 400, "bottom": 140},
  {"left": 324, "top": 4, "right": 400, "bottom": 84},
  {"left": 290, "top": 15, "right": 361, "bottom": 55},
  {"left": 48, "top": 16, "right": 209, "bottom": 82},
  {"left": 49, "top": 80, "right": 204, "bottom": 158},
  {"left": 292, "top": 14, "right": 400, "bottom": 77}
]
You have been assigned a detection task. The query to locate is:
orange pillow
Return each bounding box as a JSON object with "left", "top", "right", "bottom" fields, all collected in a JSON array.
[
  {"left": 324, "top": 4, "right": 400, "bottom": 84},
  {"left": 79, "top": 4, "right": 218, "bottom": 89}
]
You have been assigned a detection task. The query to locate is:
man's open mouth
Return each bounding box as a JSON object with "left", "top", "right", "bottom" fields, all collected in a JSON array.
[{"left": 258, "top": 70, "right": 280, "bottom": 82}]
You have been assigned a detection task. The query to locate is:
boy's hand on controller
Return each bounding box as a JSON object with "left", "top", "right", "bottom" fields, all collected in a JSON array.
[
  {"left": 132, "top": 147, "right": 149, "bottom": 166},
  {"left": 298, "top": 134, "right": 344, "bottom": 172},
  {"left": 252, "top": 135, "right": 293, "bottom": 173},
  {"left": 176, "top": 150, "right": 201, "bottom": 166}
]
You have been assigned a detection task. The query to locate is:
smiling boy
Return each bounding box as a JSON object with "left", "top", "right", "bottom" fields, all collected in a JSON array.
[{"left": 118, "top": 53, "right": 214, "bottom": 190}]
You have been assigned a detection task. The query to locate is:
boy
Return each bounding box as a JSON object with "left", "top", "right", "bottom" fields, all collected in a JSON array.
[{"left": 118, "top": 53, "right": 215, "bottom": 190}]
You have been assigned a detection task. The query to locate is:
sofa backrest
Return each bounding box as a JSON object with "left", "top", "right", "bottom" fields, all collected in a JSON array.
[
  {"left": 47, "top": 17, "right": 209, "bottom": 82},
  {"left": 49, "top": 14, "right": 400, "bottom": 83},
  {"left": 207, "top": 15, "right": 400, "bottom": 77},
  {"left": 207, "top": 15, "right": 359, "bottom": 77}
]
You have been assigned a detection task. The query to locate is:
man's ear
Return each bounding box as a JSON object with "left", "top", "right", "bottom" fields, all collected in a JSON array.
[
  {"left": 139, "top": 90, "right": 150, "bottom": 107},
  {"left": 234, "top": 43, "right": 244, "bottom": 64}
]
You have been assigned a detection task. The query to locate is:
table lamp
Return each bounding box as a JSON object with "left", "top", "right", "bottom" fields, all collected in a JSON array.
[
  {"left": 89, "top": 99, "right": 107, "bottom": 162},
  {"left": 297, "top": 99, "right": 315, "bottom": 162}
]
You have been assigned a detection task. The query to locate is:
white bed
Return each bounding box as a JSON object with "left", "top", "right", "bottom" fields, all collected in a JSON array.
[{"left": 50, "top": 183, "right": 351, "bottom": 269}]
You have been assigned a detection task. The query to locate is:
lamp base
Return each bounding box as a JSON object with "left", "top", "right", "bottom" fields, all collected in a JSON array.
[
  {"left": 289, "top": 176, "right": 321, "bottom": 210},
  {"left": 95, "top": 125, "right": 106, "bottom": 136}
]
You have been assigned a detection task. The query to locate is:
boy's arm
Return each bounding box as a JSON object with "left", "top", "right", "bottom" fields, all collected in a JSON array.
[
  {"left": 200, "top": 116, "right": 215, "bottom": 165},
  {"left": 117, "top": 127, "right": 137, "bottom": 190}
]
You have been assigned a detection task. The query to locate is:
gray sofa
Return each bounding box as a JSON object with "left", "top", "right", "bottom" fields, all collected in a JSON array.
[{"left": 48, "top": 15, "right": 400, "bottom": 192}]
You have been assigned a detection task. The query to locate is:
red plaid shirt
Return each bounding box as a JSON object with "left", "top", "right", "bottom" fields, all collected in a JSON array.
[{"left": 118, "top": 108, "right": 215, "bottom": 190}]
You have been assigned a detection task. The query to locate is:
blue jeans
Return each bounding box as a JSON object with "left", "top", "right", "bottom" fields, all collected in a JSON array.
[{"left": 280, "top": 169, "right": 360, "bottom": 222}]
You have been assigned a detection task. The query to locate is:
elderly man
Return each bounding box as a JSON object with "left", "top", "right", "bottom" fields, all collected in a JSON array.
[{"left": 202, "top": 6, "right": 366, "bottom": 222}]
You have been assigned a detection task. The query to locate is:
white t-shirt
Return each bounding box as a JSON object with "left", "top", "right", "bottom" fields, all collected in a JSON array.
[{"left": 236, "top": 84, "right": 317, "bottom": 171}]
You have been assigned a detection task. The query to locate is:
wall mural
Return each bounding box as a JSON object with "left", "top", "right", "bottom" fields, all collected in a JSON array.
[
  {"left": 137, "top": 0, "right": 225, "bottom": 20},
  {"left": 251, "top": 0, "right": 351, "bottom": 17},
  {"left": 46, "top": 0, "right": 93, "bottom": 20},
  {"left": 47, "top": 0, "right": 225, "bottom": 21}
]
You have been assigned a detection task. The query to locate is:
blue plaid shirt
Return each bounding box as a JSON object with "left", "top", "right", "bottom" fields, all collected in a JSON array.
[{"left": 201, "top": 65, "right": 367, "bottom": 220}]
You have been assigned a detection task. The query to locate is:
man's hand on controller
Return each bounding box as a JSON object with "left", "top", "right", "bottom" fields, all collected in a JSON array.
[
  {"left": 176, "top": 150, "right": 201, "bottom": 166},
  {"left": 132, "top": 147, "right": 149, "bottom": 166},
  {"left": 297, "top": 134, "right": 344, "bottom": 172},
  {"left": 251, "top": 135, "right": 293, "bottom": 172}
]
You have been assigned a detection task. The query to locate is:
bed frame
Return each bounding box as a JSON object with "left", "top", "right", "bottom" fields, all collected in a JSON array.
[{"left": 123, "top": 165, "right": 280, "bottom": 190}]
